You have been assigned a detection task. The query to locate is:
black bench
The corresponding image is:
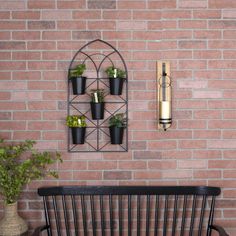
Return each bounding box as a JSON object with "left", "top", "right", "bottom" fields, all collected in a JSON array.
[{"left": 33, "top": 186, "right": 228, "bottom": 236}]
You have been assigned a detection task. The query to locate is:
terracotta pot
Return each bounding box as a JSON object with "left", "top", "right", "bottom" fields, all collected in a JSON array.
[{"left": 0, "top": 202, "right": 28, "bottom": 236}]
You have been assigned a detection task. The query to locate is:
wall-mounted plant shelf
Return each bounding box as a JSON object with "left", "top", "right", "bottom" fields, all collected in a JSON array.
[{"left": 67, "top": 39, "right": 128, "bottom": 152}]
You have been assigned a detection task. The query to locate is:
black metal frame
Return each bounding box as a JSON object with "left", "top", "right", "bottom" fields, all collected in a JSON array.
[
  {"left": 67, "top": 39, "right": 128, "bottom": 152},
  {"left": 33, "top": 186, "right": 229, "bottom": 236}
]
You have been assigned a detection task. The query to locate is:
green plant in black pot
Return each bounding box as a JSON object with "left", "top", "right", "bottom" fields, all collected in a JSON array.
[
  {"left": 69, "top": 64, "right": 86, "bottom": 95},
  {"left": 105, "top": 66, "right": 126, "bottom": 95},
  {"left": 109, "top": 113, "right": 126, "bottom": 144},
  {"left": 0, "top": 139, "right": 61, "bottom": 235},
  {"left": 66, "top": 115, "right": 87, "bottom": 144},
  {"left": 90, "top": 89, "right": 105, "bottom": 120}
]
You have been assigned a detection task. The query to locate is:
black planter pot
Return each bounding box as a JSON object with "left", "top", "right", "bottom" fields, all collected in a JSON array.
[
  {"left": 109, "top": 77, "right": 124, "bottom": 95},
  {"left": 90, "top": 102, "right": 105, "bottom": 120},
  {"left": 71, "top": 76, "right": 86, "bottom": 95},
  {"left": 71, "top": 127, "right": 86, "bottom": 144},
  {"left": 109, "top": 126, "right": 124, "bottom": 144}
]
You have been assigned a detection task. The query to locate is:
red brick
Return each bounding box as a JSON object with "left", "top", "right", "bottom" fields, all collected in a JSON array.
[
  {"left": 179, "top": 0, "right": 207, "bottom": 8},
  {"left": 179, "top": 60, "right": 206, "bottom": 69},
  {"left": 0, "top": 121, "right": 26, "bottom": 130},
  {"left": 193, "top": 130, "right": 221, "bottom": 139},
  {"left": 28, "top": 101, "right": 57, "bottom": 110},
  {"left": 178, "top": 80, "right": 207, "bottom": 89},
  {"left": 104, "top": 171, "right": 131, "bottom": 180},
  {"left": 208, "top": 140, "right": 236, "bottom": 149},
  {"left": 193, "top": 150, "right": 222, "bottom": 159},
  {"left": 88, "top": 0, "right": 115, "bottom": 9},
  {"left": 12, "top": 71, "right": 41, "bottom": 80},
  {"left": 193, "top": 91, "right": 222, "bottom": 99},
  {"left": 223, "top": 131, "right": 236, "bottom": 139},
  {"left": 209, "top": 120, "right": 236, "bottom": 129},
  {"left": 28, "top": 81, "right": 56, "bottom": 90},
  {"left": 194, "top": 110, "right": 221, "bottom": 119},
  {"left": 57, "top": 21, "right": 86, "bottom": 30},
  {"left": 193, "top": 10, "right": 221, "bottom": 19},
  {"left": 0, "top": 12, "right": 10, "bottom": 19},
  {"left": 179, "top": 140, "right": 206, "bottom": 149},
  {"left": 0, "top": 21, "right": 25, "bottom": 30},
  {"left": 88, "top": 161, "right": 117, "bottom": 170},
  {"left": 177, "top": 100, "right": 207, "bottom": 109},
  {"left": 42, "top": 51, "right": 71, "bottom": 60},
  {"left": 0, "top": 1, "right": 25, "bottom": 10},
  {"left": 12, "top": 11, "right": 40, "bottom": 19},
  {"left": 88, "top": 21, "right": 115, "bottom": 30},
  {"left": 12, "top": 31, "right": 40, "bottom": 40},
  {"left": 0, "top": 32, "right": 10, "bottom": 40},
  {"left": 0, "top": 41, "right": 25, "bottom": 50},
  {"left": 42, "top": 31, "right": 71, "bottom": 40},
  {"left": 224, "top": 30, "right": 236, "bottom": 39},
  {"left": 194, "top": 170, "right": 221, "bottom": 179},
  {"left": 179, "top": 160, "right": 207, "bottom": 169},
  {"left": 27, "top": 41, "right": 56, "bottom": 50},
  {"left": 179, "top": 20, "right": 207, "bottom": 29},
  {"left": 73, "top": 10, "right": 101, "bottom": 19},
  {"left": 209, "top": 101, "right": 236, "bottom": 109},
  {"left": 42, "top": 10, "right": 72, "bottom": 20},
  {"left": 72, "top": 31, "right": 101, "bottom": 40},
  {"left": 12, "top": 51, "right": 41, "bottom": 60},
  {"left": 42, "top": 131, "right": 66, "bottom": 140},
  {"left": 209, "top": 40, "right": 236, "bottom": 49},
  {"left": 0, "top": 81, "right": 27, "bottom": 90},
  {"left": 148, "top": 140, "right": 177, "bottom": 150},
  {"left": 223, "top": 10, "right": 236, "bottom": 19},
  {"left": 118, "top": 1, "right": 146, "bottom": 9},
  {"left": 134, "top": 151, "right": 162, "bottom": 160},
  {"left": 162, "top": 170, "right": 192, "bottom": 179},
  {"left": 28, "top": 121, "right": 57, "bottom": 130},
  {"left": 148, "top": 160, "right": 177, "bottom": 169},
  {"left": 148, "top": 0, "right": 176, "bottom": 9},
  {"left": 194, "top": 30, "right": 221, "bottom": 39},
  {"left": 209, "top": 0, "right": 236, "bottom": 8},
  {"left": 194, "top": 50, "right": 221, "bottom": 59},
  {"left": 134, "top": 171, "right": 161, "bottom": 180},
  {"left": 28, "top": 61, "right": 56, "bottom": 70},
  {"left": 103, "top": 10, "right": 131, "bottom": 20},
  {"left": 0, "top": 61, "right": 26, "bottom": 70},
  {"left": 13, "top": 131, "right": 41, "bottom": 140},
  {"left": 179, "top": 40, "right": 206, "bottom": 49},
  {"left": 28, "top": 1, "right": 56, "bottom": 9},
  {"left": 0, "top": 92, "right": 10, "bottom": 100},
  {"left": 0, "top": 112, "right": 11, "bottom": 120},
  {"left": 13, "top": 111, "right": 41, "bottom": 120},
  {"left": 224, "top": 110, "right": 236, "bottom": 119},
  {"left": 28, "top": 21, "right": 55, "bottom": 30},
  {"left": 133, "top": 31, "right": 162, "bottom": 41}
]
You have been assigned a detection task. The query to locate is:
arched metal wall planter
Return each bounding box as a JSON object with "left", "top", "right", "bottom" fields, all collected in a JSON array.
[{"left": 67, "top": 39, "right": 128, "bottom": 152}]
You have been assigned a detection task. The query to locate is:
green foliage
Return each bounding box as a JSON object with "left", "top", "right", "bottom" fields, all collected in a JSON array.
[
  {"left": 66, "top": 115, "right": 87, "bottom": 128},
  {"left": 105, "top": 66, "right": 126, "bottom": 79},
  {"left": 109, "top": 113, "right": 127, "bottom": 128},
  {"left": 90, "top": 89, "right": 105, "bottom": 103},
  {"left": 0, "top": 139, "right": 62, "bottom": 204},
  {"left": 70, "top": 64, "right": 86, "bottom": 78}
]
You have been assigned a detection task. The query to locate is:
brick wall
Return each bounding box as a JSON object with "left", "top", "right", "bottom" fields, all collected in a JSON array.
[{"left": 0, "top": 0, "right": 236, "bottom": 233}]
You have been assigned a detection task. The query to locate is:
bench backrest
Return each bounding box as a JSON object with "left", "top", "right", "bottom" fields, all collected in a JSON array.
[{"left": 38, "top": 186, "right": 221, "bottom": 236}]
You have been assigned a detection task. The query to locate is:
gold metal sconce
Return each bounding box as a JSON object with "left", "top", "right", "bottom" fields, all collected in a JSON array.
[{"left": 157, "top": 61, "right": 172, "bottom": 131}]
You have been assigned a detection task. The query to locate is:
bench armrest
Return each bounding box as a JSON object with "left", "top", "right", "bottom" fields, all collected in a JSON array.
[
  {"left": 31, "top": 225, "right": 49, "bottom": 236},
  {"left": 210, "top": 225, "right": 229, "bottom": 236}
]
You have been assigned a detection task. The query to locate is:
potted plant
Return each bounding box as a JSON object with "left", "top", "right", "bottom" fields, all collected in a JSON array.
[
  {"left": 69, "top": 63, "right": 86, "bottom": 95},
  {"left": 109, "top": 113, "right": 127, "bottom": 144},
  {"left": 90, "top": 89, "right": 105, "bottom": 120},
  {"left": 0, "top": 139, "right": 61, "bottom": 236},
  {"left": 105, "top": 66, "right": 126, "bottom": 95},
  {"left": 66, "top": 115, "right": 87, "bottom": 144}
]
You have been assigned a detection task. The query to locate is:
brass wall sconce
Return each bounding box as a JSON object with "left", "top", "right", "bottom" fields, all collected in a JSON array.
[{"left": 157, "top": 61, "right": 172, "bottom": 131}]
